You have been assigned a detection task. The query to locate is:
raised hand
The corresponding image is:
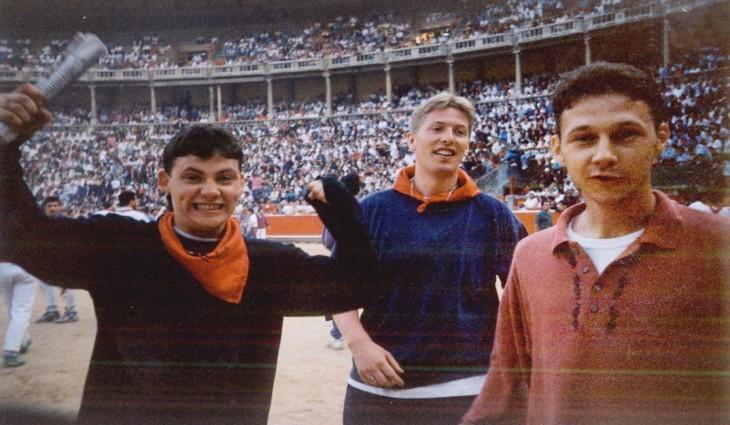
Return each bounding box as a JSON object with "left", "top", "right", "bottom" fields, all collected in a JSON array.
[
  {"left": 306, "top": 179, "right": 327, "bottom": 204},
  {"left": 0, "top": 84, "right": 52, "bottom": 142}
]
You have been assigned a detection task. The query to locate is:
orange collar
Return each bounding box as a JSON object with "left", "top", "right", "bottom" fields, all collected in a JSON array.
[
  {"left": 158, "top": 212, "right": 249, "bottom": 304},
  {"left": 392, "top": 165, "right": 480, "bottom": 213}
]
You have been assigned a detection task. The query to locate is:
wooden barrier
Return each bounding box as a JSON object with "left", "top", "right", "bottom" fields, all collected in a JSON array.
[
  {"left": 513, "top": 211, "right": 561, "bottom": 235},
  {"left": 267, "top": 214, "right": 324, "bottom": 236},
  {"left": 267, "top": 210, "right": 561, "bottom": 237}
]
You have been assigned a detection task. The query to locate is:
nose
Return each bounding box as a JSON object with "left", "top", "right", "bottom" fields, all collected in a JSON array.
[
  {"left": 200, "top": 179, "right": 219, "bottom": 197},
  {"left": 441, "top": 127, "right": 457, "bottom": 143},
  {"left": 591, "top": 135, "right": 618, "bottom": 168}
]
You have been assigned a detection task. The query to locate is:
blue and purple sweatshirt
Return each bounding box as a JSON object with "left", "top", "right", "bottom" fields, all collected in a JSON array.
[{"left": 350, "top": 167, "right": 526, "bottom": 388}]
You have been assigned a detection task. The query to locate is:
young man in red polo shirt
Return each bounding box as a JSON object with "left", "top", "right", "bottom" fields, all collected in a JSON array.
[{"left": 462, "top": 62, "right": 730, "bottom": 425}]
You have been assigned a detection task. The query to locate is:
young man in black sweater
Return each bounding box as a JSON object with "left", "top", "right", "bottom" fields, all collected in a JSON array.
[{"left": 0, "top": 84, "right": 374, "bottom": 424}]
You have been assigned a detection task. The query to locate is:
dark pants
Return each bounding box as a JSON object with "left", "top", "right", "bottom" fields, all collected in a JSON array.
[{"left": 342, "top": 385, "right": 475, "bottom": 425}]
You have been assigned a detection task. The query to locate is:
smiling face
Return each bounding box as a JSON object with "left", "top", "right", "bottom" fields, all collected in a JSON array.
[
  {"left": 552, "top": 94, "right": 669, "bottom": 207},
  {"left": 408, "top": 107, "right": 470, "bottom": 180},
  {"left": 157, "top": 154, "right": 244, "bottom": 238}
]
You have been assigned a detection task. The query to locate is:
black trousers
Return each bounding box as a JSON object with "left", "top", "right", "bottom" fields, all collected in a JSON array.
[{"left": 342, "top": 385, "right": 475, "bottom": 425}]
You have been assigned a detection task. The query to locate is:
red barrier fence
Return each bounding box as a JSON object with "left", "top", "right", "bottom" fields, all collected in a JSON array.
[{"left": 267, "top": 211, "right": 560, "bottom": 237}]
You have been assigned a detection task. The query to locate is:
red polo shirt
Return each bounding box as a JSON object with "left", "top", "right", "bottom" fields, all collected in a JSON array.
[{"left": 463, "top": 191, "right": 730, "bottom": 425}]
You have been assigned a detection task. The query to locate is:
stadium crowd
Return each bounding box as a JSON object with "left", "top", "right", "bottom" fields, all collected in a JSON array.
[
  {"left": 45, "top": 74, "right": 557, "bottom": 126},
  {"left": 18, "top": 58, "right": 727, "bottom": 217},
  {"left": 0, "top": 0, "right": 674, "bottom": 72}
]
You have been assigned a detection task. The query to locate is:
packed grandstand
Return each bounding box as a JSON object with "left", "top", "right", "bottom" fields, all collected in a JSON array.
[
  {"left": 0, "top": 0, "right": 726, "bottom": 217},
  {"left": 0, "top": 0, "right": 672, "bottom": 71}
]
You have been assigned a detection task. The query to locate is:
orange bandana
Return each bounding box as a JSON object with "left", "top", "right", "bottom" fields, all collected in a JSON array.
[
  {"left": 158, "top": 212, "right": 249, "bottom": 304},
  {"left": 393, "top": 165, "right": 480, "bottom": 213}
]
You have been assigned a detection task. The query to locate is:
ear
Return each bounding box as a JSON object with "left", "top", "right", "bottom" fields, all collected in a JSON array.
[
  {"left": 157, "top": 169, "right": 170, "bottom": 193},
  {"left": 236, "top": 174, "right": 245, "bottom": 199},
  {"left": 654, "top": 122, "right": 670, "bottom": 159},
  {"left": 406, "top": 131, "right": 416, "bottom": 152},
  {"left": 550, "top": 134, "right": 563, "bottom": 164}
]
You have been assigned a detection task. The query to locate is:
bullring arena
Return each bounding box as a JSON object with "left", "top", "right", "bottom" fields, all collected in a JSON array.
[{"left": 0, "top": 0, "right": 727, "bottom": 423}]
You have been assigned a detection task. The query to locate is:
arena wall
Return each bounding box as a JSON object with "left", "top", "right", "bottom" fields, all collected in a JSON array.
[{"left": 267, "top": 211, "right": 561, "bottom": 237}]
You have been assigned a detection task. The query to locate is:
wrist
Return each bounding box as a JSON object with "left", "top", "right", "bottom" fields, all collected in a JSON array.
[{"left": 345, "top": 334, "right": 372, "bottom": 352}]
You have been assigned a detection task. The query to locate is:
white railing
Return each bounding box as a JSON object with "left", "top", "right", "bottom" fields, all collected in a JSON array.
[
  {"left": 0, "top": 0, "right": 719, "bottom": 85},
  {"left": 41, "top": 70, "right": 729, "bottom": 131}
]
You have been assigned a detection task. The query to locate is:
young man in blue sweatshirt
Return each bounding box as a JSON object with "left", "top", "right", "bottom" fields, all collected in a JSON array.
[{"left": 333, "top": 92, "right": 526, "bottom": 424}]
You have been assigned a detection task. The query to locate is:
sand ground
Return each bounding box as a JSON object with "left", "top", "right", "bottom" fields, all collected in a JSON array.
[{"left": 0, "top": 243, "right": 353, "bottom": 425}]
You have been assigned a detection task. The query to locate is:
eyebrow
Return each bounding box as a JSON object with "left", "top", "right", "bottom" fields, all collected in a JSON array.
[
  {"left": 613, "top": 120, "right": 646, "bottom": 129},
  {"left": 566, "top": 120, "right": 646, "bottom": 136},
  {"left": 179, "top": 166, "right": 239, "bottom": 175},
  {"left": 429, "top": 121, "right": 468, "bottom": 128},
  {"left": 565, "top": 125, "right": 592, "bottom": 137}
]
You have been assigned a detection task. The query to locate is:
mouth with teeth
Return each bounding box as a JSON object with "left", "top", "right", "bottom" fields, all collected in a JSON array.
[
  {"left": 434, "top": 148, "right": 456, "bottom": 157},
  {"left": 193, "top": 203, "right": 225, "bottom": 212}
]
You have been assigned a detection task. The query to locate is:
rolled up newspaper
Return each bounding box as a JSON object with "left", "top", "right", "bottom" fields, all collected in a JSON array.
[{"left": 0, "top": 32, "right": 107, "bottom": 144}]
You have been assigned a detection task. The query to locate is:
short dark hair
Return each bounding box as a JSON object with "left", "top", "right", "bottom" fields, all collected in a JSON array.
[
  {"left": 340, "top": 173, "right": 361, "bottom": 196},
  {"left": 102, "top": 198, "right": 114, "bottom": 209},
  {"left": 161, "top": 124, "right": 243, "bottom": 173},
  {"left": 552, "top": 62, "right": 669, "bottom": 135},
  {"left": 42, "top": 196, "right": 61, "bottom": 207},
  {"left": 118, "top": 190, "right": 136, "bottom": 207}
]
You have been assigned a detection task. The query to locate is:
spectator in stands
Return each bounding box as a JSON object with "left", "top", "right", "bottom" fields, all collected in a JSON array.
[
  {"left": 462, "top": 61, "right": 730, "bottom": 425},
  {"left": 534, "top": 199, "right": 553, "bottom": 230},
  {"left": 334, "top": 92, "right": 526, "bottom": 424},
  {"left": 523, "top": 191, "right": 541, "bottom": 210},
  {"left": 113, "top": 190, "right": 152, "bottom": 222}
]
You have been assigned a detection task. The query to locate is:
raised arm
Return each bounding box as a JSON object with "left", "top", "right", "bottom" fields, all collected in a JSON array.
[
  {"left": 0, "top": 85, "right": 54, "bottom": 268},
  {"left": 0, "top": 85, "right": 139, "bottom": 290},
  {"left": 242, "top": 176, "right": 376, "bottom": 315},
  {"left": 0, "top": 86, "right": 51, "bottom": 231}
]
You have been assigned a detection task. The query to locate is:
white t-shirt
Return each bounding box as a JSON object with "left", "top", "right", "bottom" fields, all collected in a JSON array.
[
  {"left": 114, "top": 207, "right": 152, "bottom": 223},
  {"left": 568, "top": 218, "right": 645, "bottom": 274},
  {"left": 688, "top": 201, "right": 713, "bottom": 213},
  {"left": 347, "top": 373, "right": 486, "bottom": 399},
  {"left": 523, "top": 196, "right": 540, "bottom": 210}
]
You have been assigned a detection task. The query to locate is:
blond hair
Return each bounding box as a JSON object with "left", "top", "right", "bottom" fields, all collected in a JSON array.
[{"left": 409, "top": 92, "right": 476, "bottom": 134}]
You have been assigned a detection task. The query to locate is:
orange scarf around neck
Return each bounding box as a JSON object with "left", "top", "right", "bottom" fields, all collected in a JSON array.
[
  {"left": 158, "top": 212, "right": 249, "bottom": 304},
  {"left": 393, "top": 165, "right": 480, "bottom": 213}
]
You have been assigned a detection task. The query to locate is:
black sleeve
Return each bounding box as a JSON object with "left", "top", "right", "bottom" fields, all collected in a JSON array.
[
  {"left": 0, "top": 143, "right": 142, "bottom": 290},
  {"left": 242, "top": 177, "right": 376, "bottom": 315},
  {"left": 243, "top": 240, "right": 361, "bottom": 315}
]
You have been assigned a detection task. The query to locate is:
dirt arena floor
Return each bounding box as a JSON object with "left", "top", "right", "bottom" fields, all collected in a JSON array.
[{"left": 0, "top": 243, "right": 354, "bottom": 424}]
